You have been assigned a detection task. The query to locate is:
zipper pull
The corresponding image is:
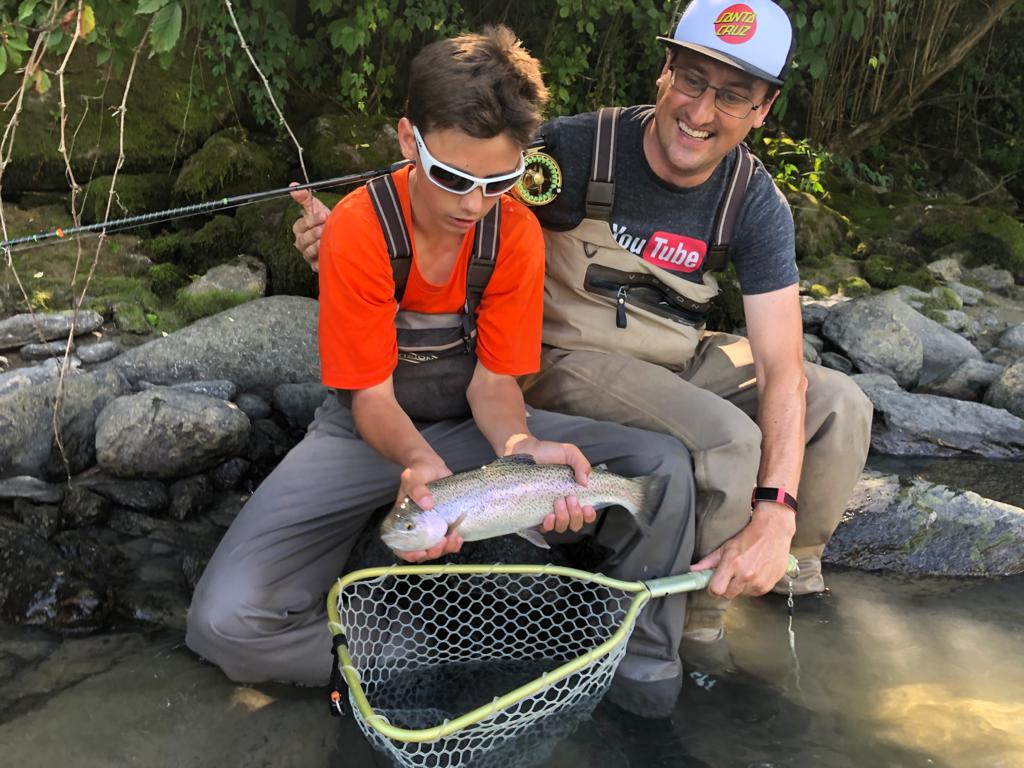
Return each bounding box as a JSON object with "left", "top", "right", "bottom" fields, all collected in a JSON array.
[{"left": 616, "top": 286, "right": 627, "bottom": 328}]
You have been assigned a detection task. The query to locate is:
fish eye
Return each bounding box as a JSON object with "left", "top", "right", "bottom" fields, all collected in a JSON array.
[{"left": 404, "top": 522, "right": 414, "bottom": 531}]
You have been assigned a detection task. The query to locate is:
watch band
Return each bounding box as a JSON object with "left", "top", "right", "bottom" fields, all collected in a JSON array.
[{"left": 751, "top": 486, "right": 798, "bottom": 514}]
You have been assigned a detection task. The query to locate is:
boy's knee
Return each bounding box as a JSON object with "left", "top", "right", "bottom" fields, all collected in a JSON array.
[{"left": 185, "top": 585, "right": 255, "bottom": 664}]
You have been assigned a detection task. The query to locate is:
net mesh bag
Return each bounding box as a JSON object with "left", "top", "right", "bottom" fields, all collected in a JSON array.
[{"left": 336, "top": 569, "right": 637, "bottom": 768}]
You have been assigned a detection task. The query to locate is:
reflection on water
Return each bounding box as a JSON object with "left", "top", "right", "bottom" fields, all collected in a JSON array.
[{"left": 343, "top": 569, "right": 1023, "bottom": 768}]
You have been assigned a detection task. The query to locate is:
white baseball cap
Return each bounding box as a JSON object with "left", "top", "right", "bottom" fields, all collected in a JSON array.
[{"left": 657, "top": 0, "right": 795, "bottom": 86}]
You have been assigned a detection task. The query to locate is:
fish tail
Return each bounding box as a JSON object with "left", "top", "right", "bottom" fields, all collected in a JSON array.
[{"left": 632, "top": 474, "right": 668, "bottom": 534}]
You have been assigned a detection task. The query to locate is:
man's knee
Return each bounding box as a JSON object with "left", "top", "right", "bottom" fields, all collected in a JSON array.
[{"left": 807, "top": 366, "right": 873, "bottom": 443}]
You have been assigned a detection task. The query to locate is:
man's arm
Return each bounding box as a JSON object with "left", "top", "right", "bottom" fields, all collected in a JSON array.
[
  {"left": 466, "top": 363, "right": 596, "bottom": 533},
  {"left": 693, "top": 283, "right": 806, "bottom": 597}
]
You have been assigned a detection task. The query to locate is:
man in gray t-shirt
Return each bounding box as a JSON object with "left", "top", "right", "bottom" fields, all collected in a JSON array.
[{"left": 292, "top": 0, "right": 872, "bottom": 717}]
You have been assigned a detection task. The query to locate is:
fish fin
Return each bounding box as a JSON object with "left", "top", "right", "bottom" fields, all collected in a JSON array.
[
  {"left": 447, "top": 510, "right": 467, "bottom": 536},
  {"left": 516, "top": 528, "right": 550, "bottom": 549},
  {"left": 491, "top": 454, "right": 536, "bottom": 466}
]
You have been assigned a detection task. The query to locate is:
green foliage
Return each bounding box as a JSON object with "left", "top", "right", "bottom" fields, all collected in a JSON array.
[
  {"left": 756, "top": 133, "right": 830, "bottom": 198},
  {"left": 808, "top": 283, "right": 831, "bottom": 299},
  {"left": 172, "top": 128, "right": 286, "bottom": 201},
  {"left": 862, "top": 254, "right": 936, "bottom": 292},
  {"left": 148, "top": 262, "right": 188, "bottom": 298},
  {"left": 840, "top": 276, "right": 871, "bottom": 297},
  {"left": 141, "top": 215, "right": 241, "bottom": 274}
]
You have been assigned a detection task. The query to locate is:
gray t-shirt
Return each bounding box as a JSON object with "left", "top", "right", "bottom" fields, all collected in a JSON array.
[{"left": 534, "top": 106, "right": 798, "bottom": 295}]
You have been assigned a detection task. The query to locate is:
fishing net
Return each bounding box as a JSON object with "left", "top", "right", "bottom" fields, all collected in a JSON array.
[{"left": 331, "top": 566, "right": 639, "bottom": 768}]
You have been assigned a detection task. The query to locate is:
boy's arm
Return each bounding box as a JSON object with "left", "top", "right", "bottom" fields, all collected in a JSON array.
[
  {"left": 466, "top": 363, "right": 597, "bottom": 533},
  {"left": 350, "top": 378, "right": 464, "bottom": 562}
]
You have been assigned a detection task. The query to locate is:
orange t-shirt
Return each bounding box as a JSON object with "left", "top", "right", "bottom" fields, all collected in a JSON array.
[{"left": 318, "top": 165, "right": 545, "bottom": 390}]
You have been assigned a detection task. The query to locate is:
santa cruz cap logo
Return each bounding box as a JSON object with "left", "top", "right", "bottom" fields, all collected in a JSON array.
[{"left": 714, "top": 4, "right": 757, "bottom": 44}]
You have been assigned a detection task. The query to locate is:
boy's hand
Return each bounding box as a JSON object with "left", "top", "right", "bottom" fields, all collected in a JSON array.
[
  {"left": 505, "top": 436, "right": 597, "bottom": 534},
  {"left": 393, "top": 455, "right": 462, "bottom": 563},
  {"left": 289, "top": 184, "right": 329, "bottom": 272}
]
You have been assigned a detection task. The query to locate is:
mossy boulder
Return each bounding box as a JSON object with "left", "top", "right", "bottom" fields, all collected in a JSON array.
[
  {"left": 141, "top": 215, "right": 241, "bottom": 275},
  {"left": 81, "top": 174, "right": 171, "bottom": 226},
  {"left": 233, "top": 192, "right": 341, "bottom": 297},
  {"left": 302, "top": 114, "right": 401, "bottom": 178},
  {"left": 808, "top": 283, "right": 831, "bottom": 300},
  {"left": 113, "top": 301, "right": 154, "bottom": 335},
  {"left": 913, "top": 205, "right": 1024, "bottom": 283},
  {"left": 175, "top": 289, "right": 261, "bottom": 323},
  {"left": 173, "top": 128, "right": 289, "bottom": 202},
  {"left": 0, "top": 51, "right": 225, "bottom": 193},
  {"left": 789, "top": 192, "right": 851, "bottom": 264},
  {"left": 149, "top": 263, "right": 189, "bottom": 299},
  {"left": 841, "top": 277, "right": 872, "bottom": 298}
]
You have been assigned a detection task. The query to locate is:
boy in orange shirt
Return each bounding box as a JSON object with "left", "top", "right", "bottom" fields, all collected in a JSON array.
[{"left": 186, "top": 26, "right": 696, "bottom": 718}]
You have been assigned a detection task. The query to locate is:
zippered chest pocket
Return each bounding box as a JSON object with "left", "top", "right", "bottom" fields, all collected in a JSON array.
[{"left": 583, "top": 263, "right": 710, "bottom": 328}]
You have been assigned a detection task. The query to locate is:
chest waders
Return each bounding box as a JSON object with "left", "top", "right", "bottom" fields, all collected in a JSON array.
[
  {"left": 337, "top": 171, "right": 501, "bottom": 422},
  {"left": 542, "top": 107, "right": 755, "bottom": 370}
]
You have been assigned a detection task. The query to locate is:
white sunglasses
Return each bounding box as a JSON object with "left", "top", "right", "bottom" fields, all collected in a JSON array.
[{"left": 413, "top": 125, "right": 525, "bottom": 197}]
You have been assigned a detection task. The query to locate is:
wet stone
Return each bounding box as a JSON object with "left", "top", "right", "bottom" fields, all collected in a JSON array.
[
  {"left": 273, "top": 382, "right": 327, "bottom": 431},
  {"left": 77, "top": 340, "right": 123, "bottom": 365},
  {"left": 0, "top": 355, "right": 81, "bottom": 398},
  {"left": 0, "top": 476, "right": 65, "bottom": 505},
  {"left": 53, "top": 527, "right": 127, "bottom": 577},
  {"left": 12, "top": 499, "right": 61, "bottom": 539},
  {"left": 209, "top": 457, "right": 251, "bottom": 491},
  {"left": 60, "top": 486, "right": 111, "bottom": 529},
  {"left": 204, "top": 492, "right": 246, "bottom": 528},
  {"left": 140, "top": 379, "right": 238, "bottom": 401},
  {"left": 235, "top": 392, "right": 271, "bottom": 420},
  {"left": 0, "top": 309, "right": 104, "bottom": 351},
  {"left": 77, "top": 474, "right": 169, "bottom": 515},
  {"left": 246, "top": 418, "right": 292, "bottom": 474},
  {"left": 0, "top": 355, "right": 8, "bottom": 372},
  {"left": 20, "top": 340, "right": 72, "bottom": 360},
  {"left": 167, "top": 475, "right": 212, "bottom": 521}
]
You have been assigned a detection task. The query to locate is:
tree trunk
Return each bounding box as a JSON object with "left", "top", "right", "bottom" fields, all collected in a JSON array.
[{"left": 828, "top": 0, "right": 1016, "bottom": 156}]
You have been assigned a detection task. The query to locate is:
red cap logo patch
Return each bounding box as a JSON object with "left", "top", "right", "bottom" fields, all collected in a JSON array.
[{"left": 714, "top": 4, "right": 757, "bottom": 44}]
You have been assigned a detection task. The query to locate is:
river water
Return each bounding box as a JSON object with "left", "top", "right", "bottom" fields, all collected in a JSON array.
[{"left": 1, "top": 566, "right": 1020, "bottom": 767}]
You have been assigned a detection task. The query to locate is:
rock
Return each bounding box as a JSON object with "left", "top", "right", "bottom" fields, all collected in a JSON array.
[
  {"left": 143, "top": 216, "right": 242, "bottom": 276},
  {"left": 0, "top": 476, "right": 64, "bottom": 504},
  {"left": 802, "top": 336, "right": 820, "bottom": 364},
  {"left": 926, "top": 258, "right": 962, "bottom": 283},
  {"left": 819, "top": 351, "right": 854, "bottom": 374},
  {"left": 95, "top": 389, "right": 250, "bottom": 479},
  {"left": 60, "top": 487, "right": 111, "bottom": 529},
  {"left": 0, "top": 310, "right": 103, "bottom": 351},
  {"left": 0, "top": 369, "right": 130, "bottom": 480},
  {"left": 984, "top": 362, "right": 1024, "bottom": 420},
  {"left": 53, "top": 526, "right": 127, "bottom": 577},
  {"left": 108, "top": 296, "right": 319, "bottom": 401},
  {"left": 918, "top": 359, "right": 1005, "bottom": 401},
  {"left": 173, "top": 127, "right": 288, "bottom": 202},
  {"left": 853, "top": 373, "right": 1024, "bottom": 457},
  {"left": 800, "top": 297, "right": 843, "bottom": 331},
  {"left": 234, "top": 393, "right": 271, "bottom": 420},
  {"left": 20, "top": 340, "right": 72, "bottom": 360},
  {"left": 81, "top": 173, "right": 170, "bottom": 226},
  {"left": 246, "top": 419, "right": 293, "bottom": 474},
  {"left": 940, "top": 310, "right": 974, "bottom": 337},
  {"left": 963, "top": 265, "right": 1015, "bottom": 292},
  {"left": 116, "top": 582, "right": 188, "bottom": 631},
  {"left": 75, "top": 474, "right": 169, "bottom": 515},
  {"left": 167, "top": 475, "right": 213, "bottom": 521},
  {"left": 914, "top": 205, "right": 1024, "bottom": 284},
  {"left": 824, "top": 472, "right": 1024, "bottom": 576},
  {"left": 139, "top": 379, "right": 238, "bottom": 401},
  {"left": 943, "top": 160, "right": 1018, "bottom": 212},
  {"left": 998, "top": 324, "right": 1024, "bottom": 355},
  {"left": 985, "top": 347, "right": 1019, "bottom": 367},
  {"left": 803, "top": 333, "right": 825, "bottom": 354},
  {"left": 789, "top": 192, "right": 850, "bottom": 262},
  {"left": 273, "top": 382, "right": 327, "bottom": 431},
  {"left": 0, "top": 355, "right": 7, "bottom": 372},
  {"left": 12, "top": 500, "right": 61, "bottom": 539},
  {"left": 822, "top": 294, "right": 924, "bottom": 387},
  {"left": 948, "top": 281, "right": 984, "bottom": 306},
  {"left": 0, "top": 356, "right": 81, "bottom": 398},
  {"left": 930, "top": 285, "right": 963, "bottom": 310},
  {"left": 182, "top": 254, "right": 267, "bottom": 299},
  {"left": 112, "top": 301, "right": 153, "bottom": 335},
  {"left": 0, "top": 518, "right": 111, "bottom": 631},
  {"left": 209, "top": 458, "right": 251, "bottom": 491},
  {"left": 76, "top": 341, "right": 123, "bottom": 365}
]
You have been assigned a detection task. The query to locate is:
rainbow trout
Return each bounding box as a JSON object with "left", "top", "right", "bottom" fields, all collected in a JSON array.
[{"left": 379, "top": 454, "right": 665, "bottom": 552}]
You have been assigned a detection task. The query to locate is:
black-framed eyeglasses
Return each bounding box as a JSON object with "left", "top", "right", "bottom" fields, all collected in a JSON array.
[{"left": 669, "top": 68, "right": 765, "bottom": 119}]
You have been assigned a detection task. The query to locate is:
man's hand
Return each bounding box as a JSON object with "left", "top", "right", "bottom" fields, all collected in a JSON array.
[
  {"left": 289, "top": 184, "right": 329, "bottom": 272},
  {"left": 505, "top": 435, "right": 597, "bottom": 534},
  {"left": 691, "top": 504, "right": 796, "bottom": 598},
  {"left": 393, "top": 454, "right": 462, "bottom": 563}
]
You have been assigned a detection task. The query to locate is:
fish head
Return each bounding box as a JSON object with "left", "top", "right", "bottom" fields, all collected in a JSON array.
[{"left": 379, "top": 497, "right": 448, "bottom": 552}]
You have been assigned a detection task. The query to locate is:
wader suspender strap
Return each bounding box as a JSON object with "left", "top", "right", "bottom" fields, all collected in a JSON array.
[
  {"left": 585, "top": 107, "right": 621, "bottom": 221},
  {"left": 366, "top": 172, "right": 501, "bottom": 325},
  {"left": 584, "top": 109, "right": 755, "bottom": 273},
  {"left": 705, "top": 144, "right": 755, "bottom": 272}
]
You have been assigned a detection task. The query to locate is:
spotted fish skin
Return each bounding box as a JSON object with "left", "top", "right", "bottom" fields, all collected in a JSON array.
[{"left": 379, "top": 454, "right": 665, "bottom": 552}]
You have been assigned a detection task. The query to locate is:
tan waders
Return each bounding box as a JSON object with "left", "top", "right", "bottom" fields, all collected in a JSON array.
[{"left": 523, "top": 213, "right": 873, "bottom": 634}]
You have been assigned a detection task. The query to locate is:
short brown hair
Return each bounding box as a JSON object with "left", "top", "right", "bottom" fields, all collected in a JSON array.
[{"left": 405, "top": 25, "right": 548, "bottom": 149}]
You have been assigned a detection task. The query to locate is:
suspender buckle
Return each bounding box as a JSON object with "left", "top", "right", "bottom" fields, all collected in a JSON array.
[{"left": 585, "top": 180, "right": 615, "bottom": 221}]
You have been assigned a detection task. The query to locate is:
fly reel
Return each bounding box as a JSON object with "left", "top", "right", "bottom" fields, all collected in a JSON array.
[{"left": 512, "top": 151, "right": 562, "bottom": 206}]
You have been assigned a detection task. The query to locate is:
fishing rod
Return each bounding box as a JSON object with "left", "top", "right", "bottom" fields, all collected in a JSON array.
[
  {"left": 0, "top": 136, "right": 560, "bottom": 253},
  {"left": 0, "top": 161, "right": 413, "bottom": 252}
]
